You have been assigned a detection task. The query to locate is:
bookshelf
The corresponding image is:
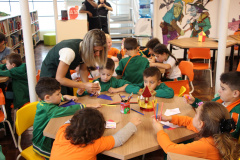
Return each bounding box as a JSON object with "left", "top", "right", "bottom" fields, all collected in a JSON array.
[{"left": 0, "top": 11, "right": 40, "bottom": 58}]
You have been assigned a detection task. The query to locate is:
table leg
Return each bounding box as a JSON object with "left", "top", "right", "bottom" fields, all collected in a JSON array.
[
  {"left": 237, "top": 45, "right": 240, "bottom": 65},
  {"left": 212, "top": 50, "right": 216, "bottom": 72},
  {"left": 229, "top": 46, "right": 234, "bottom": 71},
  {"left": 170, "top": 44, "right": 173, "bottom": 53},
  {"left": 184, "top": 49, "right": 188, "bottom": 60}
]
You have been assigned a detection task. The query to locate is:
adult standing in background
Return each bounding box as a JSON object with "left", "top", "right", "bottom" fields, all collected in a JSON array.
[
  {"left": 98, "top": 0, "right": 113, "bottom": 34},
  {"left": 80, "top": 0, "right": 101, "bottom": 30},
  {"left": 40, "top": 29, "right": 107, "bottom": 95}
]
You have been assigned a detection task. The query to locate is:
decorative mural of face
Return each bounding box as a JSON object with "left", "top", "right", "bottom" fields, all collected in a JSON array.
[
  {"left": 173, "top": 2, "right": 183, "bottom": 18},
  {"left": 188, "top": 5, "right": 198, "bottom": 17}
]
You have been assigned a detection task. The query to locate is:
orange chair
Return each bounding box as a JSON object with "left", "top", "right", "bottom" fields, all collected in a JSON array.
[
  {"left": 0, "top": 89, "right": 17, "bottom": 148},
  {"left": 237, "top": 62, "right": 240, "bottom": 72},
  {"left": 178, "top": 61, "right": 194, "bottom": 94},
  {"left": 36, "top": 69, "right": 41, "bottom": 82},
  {"left": 187, "top": 48, "right": 212, "bottom": 87},
  {"left": 164, "top": 81, "right": 190, "bottom": 96}
]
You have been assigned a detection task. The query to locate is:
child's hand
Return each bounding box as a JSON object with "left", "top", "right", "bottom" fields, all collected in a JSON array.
[
  {"left": 86, "top": 103, "right": 102, "bottom": 108},
  {"left": 150, "top": 56, "right": 156, "bottom": 63},
  {"left": 63, "top": 95, "right": 78, "bottom": 101},
  {"left": 108, "top": 87, "right": 119, "bottom": 93},
  {"left": 183, "top": 94, "right": 195, "bottom": 104},
  {"left": 152, "top": 114, "right": 172, "bottom": 122},
  {"left": 130, "top": 117, "right": 141, "bottom": 126},
  {"left": 77, "top": 89, "right": 85, "bottom": 95},
  {"left": 152, "top": 118, "right": 163, "bottom": 134}
]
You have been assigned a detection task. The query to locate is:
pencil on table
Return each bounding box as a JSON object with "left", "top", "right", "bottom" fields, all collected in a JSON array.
[{"left": 159, "top": 102, "right": 163, "bottom": 122}]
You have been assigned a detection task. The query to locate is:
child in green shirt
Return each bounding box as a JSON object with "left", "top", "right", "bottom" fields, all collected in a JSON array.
[
  {"left": 32, "top": 77, "right": 100, "bottom": 159},
  {"left": 125, "top": 67, "right": 174, "bottom": 98}
]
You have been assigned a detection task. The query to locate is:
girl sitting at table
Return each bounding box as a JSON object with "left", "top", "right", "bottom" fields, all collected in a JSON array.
[
  {"left": 152, "top": 101, "right": 240, "bottom": 160},
  {"left": 50, "top": 107, "right": 141, "bottom": 159},
  {"left": 149, "top": 44, "right": 181, "bottom": 81}
]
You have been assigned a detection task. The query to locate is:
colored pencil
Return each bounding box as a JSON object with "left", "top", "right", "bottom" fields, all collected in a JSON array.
[
  {"left": 159, "top": 102, "right": 163, "bottom": 122},
  {"left": 131, "top": 108, "right": 144, "bottom": 115},
  {"left": 156, "top": 103, "right": 159, "bottom": 120},
  {"left": 101, "top": 104, "right": 116, "bottom": 107},
  {"left": 152, "top": 101, "right": 156, "bottom": 120},
  {"left": 119, "top": 93, "right": 124, "bottom": 101}
]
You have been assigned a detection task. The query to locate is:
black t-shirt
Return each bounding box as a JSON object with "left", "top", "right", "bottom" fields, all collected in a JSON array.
[
  {"left": 84, "top": 0, "right": 98, "bottom": 17},
  {"left": 97, "top": 2, "right": 111, "bottom": 16}
]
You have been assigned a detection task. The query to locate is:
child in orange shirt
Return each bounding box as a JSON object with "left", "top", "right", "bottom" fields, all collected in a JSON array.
[
  {"left": 152, "top": 101, "right": 239, "bottom": 160},
  {"left": 50, "top": 107, "right": 141, "bottom": 160},
  {"left": 106, "top": 34, "right": 123, "bottom": 62}
]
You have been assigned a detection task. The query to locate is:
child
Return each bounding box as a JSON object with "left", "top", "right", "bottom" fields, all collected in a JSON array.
[
  {"left": 0, "top": 32, "right": 14, "bottom": 64},
  {"left": 115, "top": 37, "right": 149, "bottom": 84},
  {"left": 32, "top": 77, "right": 101, "bottom": 159},
  {"left": 125, "top": 67, "right": 174, "bottom": 98},
  {"left": 185, "top": 71, "right": 240, "bottom": 140},
  {"left": 106, "top": 34, "right": 123, "bottom": 62},
  {"left": 150, "top": 44, "right": 181, "bottom": 81},
  {"left": 81, "top": 58, "right": 131, "bottom": 95},
  {"left": 0, "top": 53, "right": 29, "bottom": 125},
  {"left": 145, "top": 38, "right": 161, "bottom": 57},
  {"left": 50, "top": 107, "right": 141, "bottom": 159},
  {"left": 152, "top": 101, "right": 240, "bottom": 160}
]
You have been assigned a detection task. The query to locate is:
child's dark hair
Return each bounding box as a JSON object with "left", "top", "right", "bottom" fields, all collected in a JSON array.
[
  {"left": 0, "top": 32, "right": 6, "bottom": 43},
  {"left": 98, "top": 0, "right": 106, "bottom": 3},
  {"left": 153, "top": 44, "right": 179, "bottom": 66},
  {"left": 146, "top": 38, "right": 161, "bottom": 49},
  {"left": 65, "top": 107, "right": 106, "bottom": 146},
  {"left": 124, "top": 37, "right": 138, "bottom": 50},
  {"left": 35, "top": 77, "right": 61, "bottom": 100},
  {"left": 199, "top": 102, "right": 240, "bottom": 160},
  {"left": 220, "top": 71, "right": 240, "bottom": 92},
  {"left": 143, "top": 67, "right": 162, "bottom": 81},
  {"left": 6, "top": 53, "right": 22, "bottom": 67},
  {"left": 99, "top": 58, "right": 115, "bottom": 71}
]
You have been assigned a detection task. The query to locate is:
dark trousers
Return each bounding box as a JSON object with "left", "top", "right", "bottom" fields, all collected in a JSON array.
[
  {"left": 89, "top": 17, "right": 101, "bottom": 30},
  {"left": 100, "top": 17, "right": 109, "bottom": 34}
]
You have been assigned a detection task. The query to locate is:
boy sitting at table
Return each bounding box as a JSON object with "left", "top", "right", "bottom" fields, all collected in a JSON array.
[
  {"left": 115, "top": 37, "right": 149, "bottom": 84},
  {"left": 50, "top": 107, "right": 141, "bottom": 159},
  {"left": 32, "top": 77, "right": 101, "bottom": 160},
  {"left": 79, "top": 58, "right": 131, "bottom": 96},
  {"left": 0, "top": 53, "right": 29, "bottom": 127},
  {"left": 125, "top": 67, "right": 174, "bottom": 98},
  {"left": 185, "top": 71, "right": 240, "bottom": 140}
]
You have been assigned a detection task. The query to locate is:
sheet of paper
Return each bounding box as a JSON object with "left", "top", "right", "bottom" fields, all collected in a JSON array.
[
  {"left": 160, "top": 121, "right": 179, "bottom": 128},
  {"left": 106, "top": 121, "right": 116, "bottom": 129},
  {"left": 164, "top": 108, "right": 181, "bottom": 116}
]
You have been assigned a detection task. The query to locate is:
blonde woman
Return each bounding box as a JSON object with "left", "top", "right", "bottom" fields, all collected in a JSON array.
[{"left": 40, "top": 29, "right": 107, "bottom": 95}]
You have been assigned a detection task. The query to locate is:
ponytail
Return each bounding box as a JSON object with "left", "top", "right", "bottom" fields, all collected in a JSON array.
[
  {"left": 153, "top": 44, "right": 179, "bottom": 66},
  {"left": 214, "top": 133, "right": 240, "bottom": 160}
]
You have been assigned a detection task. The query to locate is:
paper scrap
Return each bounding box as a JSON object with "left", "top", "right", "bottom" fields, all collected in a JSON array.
[
  {"left": 106, "top": 121, "right": 116, "bottom": 128},
  {"left": 97, "top": 94, "right": 113, "bottom": 101},
  {"left": 160, "top": 121, "right": 179, "bottom": 128},
  {"left": 164, "top": 108, "right": 181, "bottom": 116}
]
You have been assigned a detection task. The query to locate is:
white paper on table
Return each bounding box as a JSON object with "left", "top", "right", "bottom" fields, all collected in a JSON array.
[
  {"left": 164, "top": 108, "right": 181, "bottom": 116},
  {"left": 106, "top": 121, "right": 116, "bottom": 129},
  {"left": 160, "top": 121, "right": 179, "bottom": 128}
]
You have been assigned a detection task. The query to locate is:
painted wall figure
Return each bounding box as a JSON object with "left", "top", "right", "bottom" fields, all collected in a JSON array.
[
  {"left": 187, "top": 2, "right": 211, "bottom": 37},
  {"left": 160, "top": 0, "right": 185, "bottom": 45}
]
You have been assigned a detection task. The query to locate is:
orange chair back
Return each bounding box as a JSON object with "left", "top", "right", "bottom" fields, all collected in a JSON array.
[
  {"left": 237, "top": 62, "right": 240, "bottom": 72},
  {"left": 164, "top": 80, "right": 190, "bottom": 96},
  {"left": 188, "top": 48, "right": 211, "bottom": 59},
  {"left": 179, "top": 61, "right": 194, "bottom": 82},
  {"left": 36, "top": 70, "right": 41, "bottom": 82},
  {"left": 70, "top": 70, "right": 76, "bottom": 75}
]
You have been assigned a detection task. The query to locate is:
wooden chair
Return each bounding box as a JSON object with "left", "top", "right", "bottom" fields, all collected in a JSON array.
[
  {"left": 15, "top": 102, "right": 43, "bottom": 160},
  {"left": 0, "top": 89, "right": 17, "bottom": 148},
  {"left": 187, "top": 48, "right": 212, "bottom": 87}
]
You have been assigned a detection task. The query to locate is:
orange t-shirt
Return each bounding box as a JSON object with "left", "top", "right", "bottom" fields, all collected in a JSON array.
[
  {"left": 107, "top": 47, "right": 121, "bottom": 58},
  {"left": 50, "top": 124, "right": 115, "bottom": 160},
  {"left": 157, "top": 115, "right": 220, "bottom": 160}
]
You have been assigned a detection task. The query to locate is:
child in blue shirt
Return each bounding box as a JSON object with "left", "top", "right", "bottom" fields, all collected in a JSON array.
[{"left": 0, "top": 32, "right": 14, "bottom": 64}]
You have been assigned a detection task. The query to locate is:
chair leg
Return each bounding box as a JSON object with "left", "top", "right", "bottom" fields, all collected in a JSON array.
[
  {"left": 5, "top": 120, "right": 17, "bottom": 148},
  {"left": 16, "top": 154, "right": 21, "bottom": 160},
  {"left": 209, "top": 69, "right": 213, "bottom": 88},
  {"left": 13, "top": 109, "right": 17, "bottom": 134}
]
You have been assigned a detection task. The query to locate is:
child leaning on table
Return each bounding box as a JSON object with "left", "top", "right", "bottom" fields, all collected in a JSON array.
[
  {"left": 185, "top": 71, "right": 240, "bottom": 140},
  {"left": 50, "top": 107, "right": 141, "bottom": 160},
  {"left": 150, "top": 44, "right": 181, "bottom": 81},
  {"left": 152, "top": 101, "right": 240, "bottom": 160},
  {"left": 32, "top": 77, "right": 101, "bottom": 160},
  {"left": 125, "top": 67, "right": 174, "bottom": 98},
  {"left": 115, "top": 37, "right": 149, "bottom": 84},
  {"left": 0, "top": 32, "right": 15, "bottom": 64}
]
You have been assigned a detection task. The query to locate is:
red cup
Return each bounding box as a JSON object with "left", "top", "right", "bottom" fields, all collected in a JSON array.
[{"left": 120, "top": 101, "right": 130, "bottom": 114}]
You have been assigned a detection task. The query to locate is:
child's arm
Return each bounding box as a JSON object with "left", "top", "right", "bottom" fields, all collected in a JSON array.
[
  {"left": 108, "top": 84, "right": 129, "bottom": 93},
  {"left": 115, "top": 60, "right": 123, "bottom": 75},
  {"left": 86, "top": 103, "right": 101, "bottom": 108},
  {"left": 150, "top": 62, "right": 171, "bottom": 70},
  {"left": 0, "top": 68, "right": 11, "bottom": 77},
  {"left": 112, "top": 117, "right": 141, "bottom": 148},
  {"left": 125, "top": 83, "right": 144, "bottom": 94},
  {"left": 62, "top": 95, "right": 78, "bottom": 102},
  {"left": 183, "top": 94, "right": 202, "bottom": 108},
  {"left": 155, "top": 83, "right": 174, "bottom": 98}
]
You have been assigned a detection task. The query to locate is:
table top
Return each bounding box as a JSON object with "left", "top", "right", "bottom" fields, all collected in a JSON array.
[
  {"left": 43, "top": 92, "right": 197, "bottom": 160},
  {"left": 167, "top": 152, "right": 207, "bottom": 160},
  {"left": 228, "top": 35, "right": 240, "bottom": 44},
  {"left": 168, "top": 37, "right": 237, "bottom": 49},
  {"left": 0, "top": 76, "right": 9, "bottom": 83}
]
